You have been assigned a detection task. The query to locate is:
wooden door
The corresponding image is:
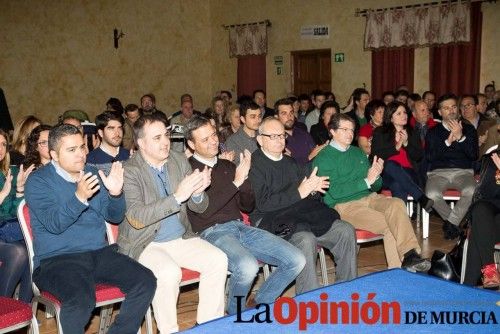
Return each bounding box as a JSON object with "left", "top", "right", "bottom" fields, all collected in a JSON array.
[{"left": 292, "top": 49, "right": 331, "bottom": 96}]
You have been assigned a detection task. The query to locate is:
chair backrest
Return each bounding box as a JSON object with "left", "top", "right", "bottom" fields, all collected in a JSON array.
[
  {"left": 105, "top": 222, "right": 119, "bottom": 245},
  {"left": 16, "top": 200, "right": 40, "bottom": 297},
  {"left": 485, "top": 144, "right": 498, "bottom": 155}
]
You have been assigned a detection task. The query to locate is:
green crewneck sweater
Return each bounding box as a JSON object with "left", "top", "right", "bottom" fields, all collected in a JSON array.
[{"left": 312, "top": 144, "right": 382, "bottom": 207}]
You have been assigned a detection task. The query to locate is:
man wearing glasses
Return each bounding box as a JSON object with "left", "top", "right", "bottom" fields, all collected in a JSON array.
[
  {"left": 425, "top": 94, "right": 478, "bottom": 240},
  {"left": 313, "top": 113, "right": 430, "bottom": 272},
  {"left": 249, "top": 117, "right": 357, "bottom": 294}
]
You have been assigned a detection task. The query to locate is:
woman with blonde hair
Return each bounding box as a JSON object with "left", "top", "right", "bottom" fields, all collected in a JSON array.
[
  {"left": 219, "top": 104, "right": 240, "bottom": 144},
  {"left": 10, "top": 115, "right": 41, "bottom": 166}
]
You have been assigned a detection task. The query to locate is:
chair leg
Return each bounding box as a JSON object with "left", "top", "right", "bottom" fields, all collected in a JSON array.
[
  {"left": 98, "top": 305, "right": 113, "bottom": 334},
  {"left": 422, "top": 210, "right": 429, "bottom": 239},
  {"left": 30, "top": 314, "right": 40, "bottom": 334},
  {"left": 318, "top": 247, "right": 328, "bottom": 286},
  {"left": 262, "top": 264, "right": 270, "bottom": 281},
  {"left": 460, "top": 239, "right": 469, "bottom": 284},
  {"left": 144, "top": 306, "right": 153, "bottom": 334}
]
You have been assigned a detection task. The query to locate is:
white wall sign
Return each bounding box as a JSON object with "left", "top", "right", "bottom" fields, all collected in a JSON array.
[{"left": 300, "top": 25, "right": 330, "bottom": 39}]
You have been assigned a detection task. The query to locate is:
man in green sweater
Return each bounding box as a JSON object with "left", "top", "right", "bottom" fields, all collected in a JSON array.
[{"left": 313, "top": 113, "right": 430, "bottom": 272}]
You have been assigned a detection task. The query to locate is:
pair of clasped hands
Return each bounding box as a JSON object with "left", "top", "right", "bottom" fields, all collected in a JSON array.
[{"left": 297, "top": 156, "right": 384, "bottom": 199}]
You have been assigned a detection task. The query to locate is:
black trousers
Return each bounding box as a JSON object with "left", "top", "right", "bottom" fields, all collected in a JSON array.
[
  {"left": 463, "top": 200, "right": 500, "bottom": 286},
  {"left": 33, "top": 245, "right": 156, "bottom": 334}
]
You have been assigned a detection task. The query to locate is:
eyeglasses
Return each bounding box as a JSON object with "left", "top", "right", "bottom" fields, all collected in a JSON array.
[
  {"left": 37, "top": 140, "right": 48, "bottom": 147},
  {"left": 337, "top": 127, "right": 355, "bottom": 134},
  {"left": 259, "top": 133, "right": 287, "bottom": 140},
  {"left": 460, "top": 103, "right": 475, "bottom": 110}
]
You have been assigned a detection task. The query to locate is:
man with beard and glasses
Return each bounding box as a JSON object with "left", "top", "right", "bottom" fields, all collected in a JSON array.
[
  {"left": 87, "top": 111, "right": 130, "bottom": 174},
  {"left": 425, "top": 94, "right": 478, "bottom": 240}
]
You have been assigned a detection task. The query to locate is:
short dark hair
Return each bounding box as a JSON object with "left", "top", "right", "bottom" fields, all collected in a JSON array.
[
  {"left": 485, "top": 84, "right": 495, "bottom": 91},
  {"left": 382, "top": 91, "right": 395, "bottom": 99},
  {"left": 437, "top": 93, "right": 458, "bottom": 109},
  {"left": 125, "top": 103, "right": 139, "bottom": 113},
  {"left": 312, "top": 90, "right": 326, "bottom": 100},
  {"left": 365, "top": 99, "right": 386, "bottom": 117},
  {"left": 95, "top": 111, "right": 124, "bottom": 131},
  {"left": 327, "top": 113, "right": 355, "bottom": 131},
  {"left": 319, "top": 100, "right": 340, "bottom": 120},
  {"left": 408, "top": 93, "right": 421, "bottom": 101},
  {"left": 253, "top": 89, "right": 266, "bottom": 98},
  {"left": 180, "top": 94, "right": 193, "bottom": 104},
  {"left": 236, "top": 94, "right": 253, "bottom": 105},
  {"left": 422, "top": 91, "right": 435, "bottom": 99},
  {"left": 185, "top": 115, "right": 213, "bottom": 142},
  {"left": 106, "top": 97, "right": 124, "bottom": 113},
  {"left": 48, "top": 124, "right": 82, "bottom": 152},
  {"left": 240, "top": 101, "right": 261, "bottom": 117},
  {"left": 298, "top": 93, "right": 309, "bottom": 101},
  {"left": 274, "top": 98, "right": 294, "bottom": 115},
  {"left": 460, "top": 94, "right": 478, "bottom": 105},
  {"left": 352, "top": 88, "right": 369, "bottom": 106},
  {"left": 395, "top": 90, "right": 409, "bottom": 98},
  {"left": 220, "top": 90, "right": 232, "bottom": 99},
  {"left": 141, "top": 93, "right": 156, "bottom": 104},
  {"left": 133, "top": 113, "right": 168, "bottom": 147},
  {"left": 325, "top": 91, "right": 336, "bottom": 101}
]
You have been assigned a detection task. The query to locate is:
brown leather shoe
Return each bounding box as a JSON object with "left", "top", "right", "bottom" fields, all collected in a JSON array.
[{"left": 481, "top": 263, "right": 500, "bottom": 289}]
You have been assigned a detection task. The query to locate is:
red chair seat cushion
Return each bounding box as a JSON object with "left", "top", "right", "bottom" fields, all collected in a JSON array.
[
  {"left": 356, "top": 229, "right": 383, "bottom": 241},
  {"left": 443, "top": 189, "right": 461, "bottom": 197},
  {"left": 181, "top": 268, "right": 200, "bottom": 282},
  {"left": 0, "top": 297, "right": 32, "bottom": 329},
  {"left": 40, "top": 284, "right": 125, "bottom": 306}
]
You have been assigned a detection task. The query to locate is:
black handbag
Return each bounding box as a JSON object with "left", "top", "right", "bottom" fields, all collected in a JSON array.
[{"left": 428, "top": 229, "right": 467, "bottom": 283}]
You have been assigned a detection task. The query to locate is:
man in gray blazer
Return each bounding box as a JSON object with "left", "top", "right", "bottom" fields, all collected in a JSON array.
[{"left": 117, "top": 113, "right": 228, "bottom": 334}]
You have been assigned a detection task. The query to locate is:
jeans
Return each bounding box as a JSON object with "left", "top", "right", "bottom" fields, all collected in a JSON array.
[
  {"left": 200, "top": 220, "right": 305, "bottom": 315},
  {"left": 382, "top": 160, "right": 424, "bottom": 202},
  {"left": 289, "top": 219, "right": 357, "bottom": 294},
  {"left": 33, "top": 245, "right": 156, "bottom": 334}
]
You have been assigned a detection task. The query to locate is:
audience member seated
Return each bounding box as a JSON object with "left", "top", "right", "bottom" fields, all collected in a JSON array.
[
  {"left": 25, "top": 124, "right": 156, "bottom": 333},
  {"left": 297, "top": 94, "right": 312, "bottom": 125},
  {"left": 476, "top": 93, "right": 489, "bottom": 117},
  {"left": 310, "top": 100, "right": 339, "bottom": 146},
  {"left": 481, "top": 123, "right": 499, "bottom": 157},
  {"left": 275, "top": 98, "right": 318, "bottom": 165},
  {"left": 425, "top": 94, "right": 478, "bottom": 240},
  {"left": 226, "top": 102, "right": 262, "bottom": 165},
  {"left": 422, "top": 91, "right": 438, "bottom": 119},
  {"left": 61, "top": 114, "right": 99, "bottom": 152},
  {"left": 253, "top": 89, "right": 274, "bottom": 119},
  {"left": 140, "top": 93, "right": 168, "bottom": 122},
  {"left": 371, "top": 102, "right": 434, "bottom": 211},
  {"left": 346, "top": 88, "right": 370, "bottom": 139},
  {"left": 10, "top": 116, "right": 41, "bottom": 166},
  {"left": 185, "top": 115, "right": 305, "bottom": 314},
  {"left": 219, "top": 90, "right": 233, "bottom": 105},
  {"left": 205, "top": 96, "right": 227, "bottom": 131},
  {"left": 23, "top": 124, "right": 52, "bottom": 169},
  {"left": 463, "top": 150, "right": 500, "bottom": 288},
  {"left": 87, "top": 112, "right": 130, "bottom": 174},
  {"left": 122, "top": 104, "right": 142, "bottom": 150},
  {"left": 313, "top": 113, "right": 430, "bottom": 272},
  {"left": 0, "top": 129, "right": 34, "bottom": 303},
  {"left": 305, "top": 90, "right": 326, "bottom": 132},
  {"left": 395, "top": 89, "right": 409, "bottom": 105},
  {"left": 249, "top": 117, "right": 357, "bottom": 294},
  {"left": 170, "top": 98, "right": 198, "bottom": 127},
  {"left": 106, "top": 97, "right": 124, "bottom": 117},
  {"left": 484, "top": 84, "right": 496, "bottom": 112},
  {"left": 382, "top": 91, "right": 395, "bottom": 105},
  {"left": 459, "top": 94, "right": 496, "bottom": 155},
  {"left": 169, "top": 94, "right": 202, "bottom": 121},
  {"left": 117, "top": 114, "right": 227, "bottom": 333},
  {"left": 357, "top": 99, "right": 385, "bottom": 156},
  {"left": 219, "top": 104, "right": 240, "bottom": 145}
]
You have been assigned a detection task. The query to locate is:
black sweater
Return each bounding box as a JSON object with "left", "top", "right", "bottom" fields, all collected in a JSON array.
[
  {"left": 371, "top": 126, "right": 423, "bottom": 169},
  {"left": 187, "top": 157, "right": 255, "bottom": 233},
  {"left": 425, "top": 123, "right": 478, "bottom": 171}
]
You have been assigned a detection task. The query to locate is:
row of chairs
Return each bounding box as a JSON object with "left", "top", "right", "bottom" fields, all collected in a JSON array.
[{"left": 4, "top": 200, "right": 383, "bottom": 334}]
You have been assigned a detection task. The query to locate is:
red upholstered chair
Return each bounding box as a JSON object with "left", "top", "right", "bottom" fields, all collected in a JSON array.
[
  {"left": 355, "top": 229, "right": 384, "bottom": 253},
  {"left": 0, "top": 296, "right": 39, "bottom": 334},
  {"left": 17, "top": 200, "right": 142, "bottom": 334}
]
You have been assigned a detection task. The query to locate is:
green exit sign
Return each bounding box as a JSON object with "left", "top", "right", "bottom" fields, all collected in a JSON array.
[{"left": 334, "top": 53, "right": 345, "bottom": 62}]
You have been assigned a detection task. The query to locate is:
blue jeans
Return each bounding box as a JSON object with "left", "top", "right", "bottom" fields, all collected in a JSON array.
[
  {"left": 200, "top": 220, "right": 305, "bottom": 315},
  {"left": 33, "top": 245, "right": 156, "bottom": 334},
  {"left": 382, "top": 160, "right": 424, "bottom": 202}
]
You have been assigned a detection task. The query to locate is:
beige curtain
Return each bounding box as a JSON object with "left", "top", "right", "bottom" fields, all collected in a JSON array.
[
  {"left": 229, "top": 22, "right": 268, "bottom": 57},
  {"left": 364, "top": 2, "right": 470, "bottom": 50}
]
